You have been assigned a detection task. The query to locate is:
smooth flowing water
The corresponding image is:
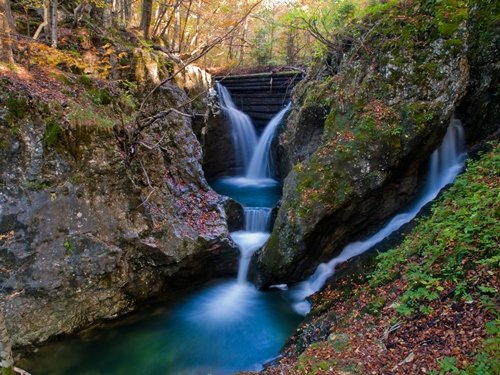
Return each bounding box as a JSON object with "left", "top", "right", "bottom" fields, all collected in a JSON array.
[
  {"left": 19, "top": 279, "right": 299, "bottom": 375},
  {"left": 247, "top": 103, "right": 292, "bottom": 179},
  {"left": 216, "top": 82, "right": 258, "bottom": 172},
  {"left": 288, "top": 119, "right": 467, "bottom": 315}
]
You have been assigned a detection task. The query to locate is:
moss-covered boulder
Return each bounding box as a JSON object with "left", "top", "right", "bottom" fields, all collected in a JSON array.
[{"left": 256, "top": 0, "right": 499, "bottom": 285}]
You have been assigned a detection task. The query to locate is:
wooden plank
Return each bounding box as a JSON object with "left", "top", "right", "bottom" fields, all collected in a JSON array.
[
  {"left": 229, "top": 93, "right": 293, "bottom": 99},
  {"left": 215, "top": 71, "right": 303, "bottom": 80}
]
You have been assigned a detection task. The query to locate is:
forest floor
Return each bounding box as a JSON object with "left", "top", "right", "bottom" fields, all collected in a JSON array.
[
  {"left": 0, "top": 63, "right": 71, "bottom": 102},
  {"left": 241, "top": 143, "right": 499, "bottom": 374}
]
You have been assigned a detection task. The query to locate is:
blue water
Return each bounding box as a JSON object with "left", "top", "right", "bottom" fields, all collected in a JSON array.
[
  {"left": 210, "top": 177, "right": 281, "bottom": 208},
  {"left": 21, "top": 279, "right": 300, "bottom": 375}
]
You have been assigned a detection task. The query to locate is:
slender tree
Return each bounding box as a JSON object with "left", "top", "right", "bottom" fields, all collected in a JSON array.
[
  {"left": 0, "top": 0, "right": 14, "bottom": 64},
  {"left": 140, "top": 0, "right": 153, "bottom": 39},
  {"left": 32, "top": 0, "right": 49, "bottom": 40},
  {"left": 50, "top": 0, "right": 57, "bottom": 47},
  {"left": 0, "top": 310, "right": 14, "bottom": 375},
  {"left": 4, "top": 0, "right": 14, "bottom": 32},
  {"left": 103, "top": 0, "right": 112, "bottom": 28},
  {"left": 285, "top": 28, "right": 296, "bottom": 65}
]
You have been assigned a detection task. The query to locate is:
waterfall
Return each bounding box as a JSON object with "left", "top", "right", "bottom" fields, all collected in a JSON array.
[
  {"left": 231, "top": 208, "right": 273, "bottom": 284},
  {"left": 244, "top": 208, "right": 272, "bottom": 232},
  {"left": 218, "top": 93, "right": 291, "bottom": 284},
  {"left": 289, "top": 119, "right": 467, "bottom": 315},
  {"left": 246, "top": 103, "right": 292, "bottom": 179},
  {"left": 216, "top": 82, "right": 258, "bottom": 171}
]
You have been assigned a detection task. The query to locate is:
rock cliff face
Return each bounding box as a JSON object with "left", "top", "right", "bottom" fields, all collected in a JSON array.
[
  {"left": 256, "top": 0, "right": 499, "bottom": 285},
  {"left": 0, "top": 82, "right": 237, "bottom": 347}
]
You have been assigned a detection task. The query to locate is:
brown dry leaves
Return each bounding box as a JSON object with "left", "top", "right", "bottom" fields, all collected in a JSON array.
[{"left": 246, "top": 265, "right": 496, "bottom": 375}]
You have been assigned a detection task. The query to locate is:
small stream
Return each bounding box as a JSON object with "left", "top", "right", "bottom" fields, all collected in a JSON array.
[{"left": 20, "top": 85, "right": 467, "bottom": 375}]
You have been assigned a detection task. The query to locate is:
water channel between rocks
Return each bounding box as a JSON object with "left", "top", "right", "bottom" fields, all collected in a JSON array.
[{"left": 20, "top": 84, "right": 467, "bottom": 375}]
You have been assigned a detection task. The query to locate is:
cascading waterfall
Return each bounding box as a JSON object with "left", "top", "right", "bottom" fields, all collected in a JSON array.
[
  {"left": 244, "top": 208, "right": 272, "bottom": 232},
  {"left": 231, "top": 206, "right": 273, "bottom": 283},
  {"left": 246, "top": 103, "right": 292, "bottom": 179},
  {"left": 215, "top": 89, "right": 291, "bottom": 284},
  {"left": 288, "top": 119, "right": 467, "bottom": 315},
  {"left": 216, "top": 82, "right": 258, "bottom": 171},
  {"left": 229, "top": 103, "right": 292, "bottom": 283}
]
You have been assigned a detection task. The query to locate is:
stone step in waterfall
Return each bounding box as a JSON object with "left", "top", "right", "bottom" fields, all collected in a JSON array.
[{"left": 215, "top": 71, "right": 304, "bottom": 131}]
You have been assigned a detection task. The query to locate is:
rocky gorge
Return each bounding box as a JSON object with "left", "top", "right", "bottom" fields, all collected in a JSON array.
[{"left": 0, "top": 0, "right": 498, "bottom": 373}]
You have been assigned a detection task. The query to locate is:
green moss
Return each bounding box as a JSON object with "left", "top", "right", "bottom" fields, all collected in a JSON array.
[
  {"left": 329, "top": 333, "right": 351, "bottom": 352},
  {"left": 6, "top": 96, "right": 29, "bottom": 124},
  {"left": 78, "top": 74, "right": 94, "bottom": 88},
  {"left": 64, "top": 239, "right": 75, "bottom": 254},
  {"left": 444, "top": 37, "right": 463, "bottom": 48},
  {"left": 69, "top": 175, "right": 81, "bottom": 185},
  {"left": 76, "top": 75, "right": 113, "bottom": 105},
  {"left": 2, "top": 366, "right": 15, "bottom": 375},
  {"left": 43, "top": 121, "right": 63, "bottom": 147},
  {"left": 468, "top": 0, "right": 500, "bottom": 61},
  {"left": 23, "top": 180, "right": 49, "bottom": 191},
  {"left": 296, "top": 155, "right": 353, "bottom": 217},
  {"left": 324, "top": 104, "right": 353, "bottom": 137},
  {"left": 362, "top": 296, "right": 387, "bottom": 317},
  {"left": 302, "top": 78, "right": 335, "bottom": 108},
  {"left": 88, "top": 87, "right": 112, "bottom": 105},
  {"left": 296, "top": 346, "right": 339, "bottom": 374},
  {"left": 266, "top": 230, "right": 280, "bottom": 255},
  {"left": 435, "top": 0, "right": 469, "bottom": 38},
  {"left": 52, "top": 73, "right": 74, "bottom": 86},
  {"left": 401, "top": 102, "right": 437, "bottom": 136}
]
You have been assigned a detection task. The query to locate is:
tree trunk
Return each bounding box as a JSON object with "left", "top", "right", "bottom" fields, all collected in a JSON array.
[
  {"left": 124, "top": 0, "right": 131, "bottom": 25},
  {"left": 227, "top": 34, "right": 234, "bottom": 60},
  {"left": 102, "top": 0, "right": 112, "bottom": 28},
  {"left": 33, "top": 0, "right": 49, "bottom": 40},
  {"left": 239, "top": 16, "right": 249, "bottom": 64},
  {"left": 73, "top": 1, "right": 86, "bottom": 28},
  {"left": 140, "top": 0, "right": 153, "bottom": 39},
  {"left": 172, "top": 3, "right": 181, "bottom": 52},
  {"left": 286, "top": 29, "right": 295, "bottom": 65},
  {"left": 4, "top": 0, "right": 14, "bottom": 32},
  {"left": 178, "top": 0, "right": 192, "bottom": 54},
  {"left": 0, "top": 311, "right": 14, "bottom": 375},
  {"left": 50, "top": 0, "right": 58, "bottom": 47},
  {"left": 189, "top": 0, "right": 201, "bottom": 47},
  {"left": 151, "top": 2, "right": 167, "bottom": 37},
  {"left": 159, "top": 0, "right": 181, "bottom": 43},
  {"left": 0, "top": 0, "right": 14, "bottom": 64}
]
